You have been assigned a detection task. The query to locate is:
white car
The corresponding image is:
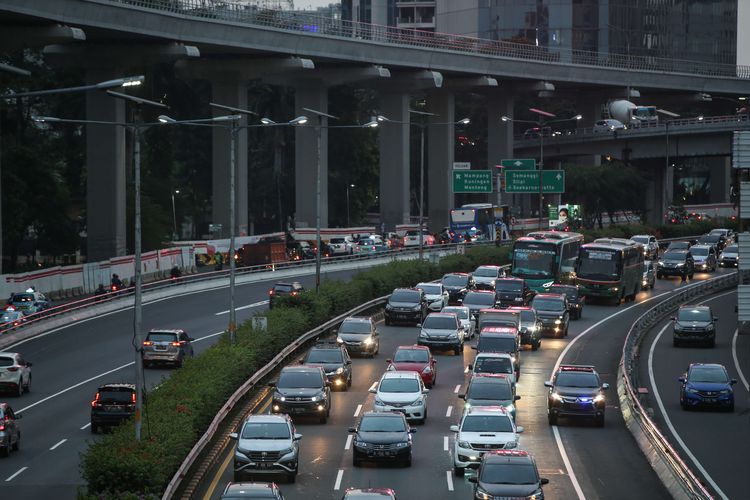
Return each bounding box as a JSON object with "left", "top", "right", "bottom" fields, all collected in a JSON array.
[
  {"left": 370, "top": 371, "right": 429, "bottom": 424},
  {"left": 631, "top": 234, "right": 659, "bottom": 259},
  {"left": 416, "top": 282, "right": 449, "bottom": 311},
  {"left": 0, "top": 352, "right": 32, "bottom": 396},
  {"left": 467, "top": 352, "right": 517, "bottom": 389},
  {"left": 450, "top": 406, "right": 523, "bottom": 476},
  {"left": 442, "top": 306, "right": 475, "bottom": 339},
  {"left": 403, "top": 229, "right": 434, "bottom": 247},
  {"left": 593, "top": 119, "right": 626, "bottom": 133},
  {"left": 472, "top": 265, "right": 503, "bottom": 290},
  {"left": 328, "top": 237, "right": 354, "bottom": 256}
]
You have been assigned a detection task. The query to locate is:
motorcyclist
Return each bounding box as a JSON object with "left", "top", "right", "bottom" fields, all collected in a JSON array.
[
  {"left": 111, "top": 274, "right": 124, "bottom": 291},
  {"left": 170, "top": 266, "right": 182, "bottom": 280}
]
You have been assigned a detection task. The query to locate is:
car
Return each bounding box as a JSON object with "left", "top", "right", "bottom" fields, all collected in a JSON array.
[
  {"left": 697, "top": 233, "right": 726, "bottom": 252},
  {"left": 666, "top": 240, "right": 692, "bottom": 252},
  {"left": 450, "top": 406, "right": 523, "bottom": 476},
  {"left": 7, "top": 289, "right": 50, "bottom": 316},
  {"left": 384, "top": 288, "right": 427, "bottom": 326},
  {"left": 531, "top": 293, "right": 570, "bottom": 337},
  {"left": 493, "top": 278, "right": 533, "bottom": 308},
  {"left": 328, "top": 236, "right": 354, "bottom": 256},
  {"left": 508, "top": 306, "right": 542, "bottom": 350},
  {"left": 142, "top": 329, "right": 195, "bottom": 368},
  {"left": 268, "top": 282, "right": 305, "bottom": 309},
  {"left": 270, "top": 366, "right": 331, "bottom": 423},
  {"left": 221, "top": 482, "right": 286, "bottom": 499},
  {"left": 468, "top": 352, "right": 516, "bottom": 385},
  {"left": 593, "top": 118, "right": 626, "bottom": 132},
  {"left": 642, "top": 260, "right": 656, "bottom": 290},
  {"left": 442, "top": 306, "right": 475, "bottom": 339},
  {"left": 383, "top": 232, "right": 403, "bottom": 250},
  {"left": 546, "top": 284, "right": 585, "bottom": 320},
  {"left": 353, "top": 237, "right": 388, "bottom": 255},
  {"left": 690, "top": 244, "right": 717, "bottom": 272},
  {"left": 719, "top": 243, "right": 739, "bottom": 267},
  {"left": 302, "top": 341, "right": 353, "bottom": 390},
  {"left": 403, "top": 229, "right": 435, "bottom": 247},
  {"left": 709, "top": 228, "right": 734, "bottom": 243},
  {"left": 342, "top": 488, "right": 397, "bottom": 499},
  {"left": 522, "top": 126, "right": 551, "bottom": 139},
  {"left": 0, "top": 352, "right": 32, "bottom": 397},
  {"left": 350, "top": 411, "right": 415, "bottom": 467},
  {"left": 0, "top": 403, "right": 21, "bottom": 457},
  {"left": 631, "top": 234, "right": 659, "bottom": 259},
  {"left": 336, "top": 316, "right": 379, "bottom": 357},
  {"left": 441, "top": 272, "right": 475, "bottom": 305},
  {"left": 544, "top": 365, "right": 608, "bottom": 426},
  {"left": 460, "top": 373, "right": 520, "bottom": 420},
  {"left": 472, "top": 265, "right": 504, "bottom": 290},
  {"left": 0, "top": 308, "right": 25, "bottom": 331},
  {"left": 463, "top": 290, "right": 498, "bottom": 322},
  {"left": 657, "top": 249, "right": 694, "bottom": 280},
  {"left": 477, "top": 308, "right": 520, "bottom": 332},
  {"left": 474, "top": 326, "right": 521, "bottom": 377},
  {"left": 468, "top": 450, "right": 549, "bottom": 499},
  {"left": 371, "top": 371, "right": 429, "bottom": 424},
  {"left": 90, "top": 383, "right": 136, "bottom": 434},
  {"left": 672, "top": 305, "right": 717, "bottom": 347},
  {"left": 418, "top": 312, "right": 465, "bottom": 355},
  {"left": 415, "top": 282, "right": 449, "bottom": 312},
  {"left": 230, "top": 414, "right": 302, "bottom": 483},
  {"left": 387, "top": 345, "right": 437, "bottom": 388},
  {"left": 679, "top": 363, "right": 737, "bottom": 411},
  {"left": 286, "top": 241, "right": 314, "bottom": 260}
]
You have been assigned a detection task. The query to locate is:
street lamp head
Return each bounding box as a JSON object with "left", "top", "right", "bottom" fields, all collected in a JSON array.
[
  {"left": 500, "top": 115, "right": 511, "bottom": 122},
  {"left": 363, "top": 119, "right": 379, "bottom": 128},
  {"left": 697, "top": 115, "right": 704, "bottom": 121},
  {"left": 574, "top": 114, "right": 583, "bottom": 120},
  {"left": 457, "top": 117, "right": 471, "bottom": 125},
  {"left": 290, "top": 115, "right": 309, "bottom": 125},
  {"left": 350, "top": 184, "right": 355, "bottom": 188},
  {"left": 32, "top": 116, "right": 59, "bottom": 123},
  {"left": 95, "top": 75, "right": 144, "bottom": 90},
  {"left": 211, "top": 114, "right": 242, "bottom": 122},
  {"left": 157, "top": 115, "right": 177, "bottom": 124},
  {"left": 376, "top": 114, "right": 390, "bottom": 122},
  {"left": 261, "top": 117, "right": 276, "bottom": 125}
]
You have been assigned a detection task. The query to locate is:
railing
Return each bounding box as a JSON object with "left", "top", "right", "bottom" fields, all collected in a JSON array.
[
  {"left": 95, "top": 0, "right": 750, "bottom": 79},
  {"left": 618, "top": 271, "right": 739, "bottom": 499}
]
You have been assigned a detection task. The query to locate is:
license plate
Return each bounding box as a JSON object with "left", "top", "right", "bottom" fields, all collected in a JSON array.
[
  {"left": 292, "top": 408, "right": 306, "bottom": 413},
  {"left": 703, "top": 398, "right": 716, "bottom": 403},
  {"left": 257, "top": 462, "right": 271, "bottom": 469},
  {"left": 155, "top": 346, "right": 167, "bottom": 351}
]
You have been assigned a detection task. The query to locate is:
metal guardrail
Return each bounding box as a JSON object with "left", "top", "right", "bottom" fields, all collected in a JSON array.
[
  {"left": 97, "top": 0, "right": 750, "bottom": 80},
  {"left": 619, "top": 271, "right": 739, "bottom": 499}
]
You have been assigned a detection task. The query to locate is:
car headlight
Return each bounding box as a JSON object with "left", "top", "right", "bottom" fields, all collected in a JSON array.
[
  {"left": 311, "top": 395, "right": 319, "bottom": 402},
  {"left": 354, "top": 439, "right": 368, "bottom": 448},
  {"left": 475, "top": 488, "right": 493, "bottom": 500},
  {"left": 394, "top": 442, "right": 409, "bottom": 448},
  {"left": 410, "top": 397, "right": 425, "bottom": 406},
  {"left": 235, "top": 450, "right": 250, "bottom": 461},
  {"left": 458, "top": 440, "right": 470, "bottom": 448},
  {"left": 676, "top": 263, "right": 684, "bottom": 267},
  {"left": 374, "top": 397, "right": 385, "bottom": 406},
  {"left": 505, "top": 440, "right": 518, "bottom": 449},
  {"left": 552, "top": 392, "right": 563, "bottom": 401},
  {"left": 706, "top": 324, "right": 714, "bottom": 331},
  {"left": 363, "top": 336, "right": 374, "bottom": 345},
  {"left": 279, "top": 447, "right": 294, "bottom": 456},
  {"left": 335, "top": 367, "right": 344, "bottom": 375},
  {"left": 657, "top": 261, "right": 664, "bottom": 267},
  {"left": 685, "top": 387, "right": 698, "bottom": 394},
  {"left": 277, "top": 395, "right": 286, "bottom": 402},
  {"left": 511, "top": 355, "right": 516, "bottom": 363},
  {"left": 594, "top": 394, "right": 605, "bottom": 403},
  {"left": 527, "top": 325, "right": 536, "bottom": 332},
  {"left": 385, "top": 303, "right": 393, "bottom": 310},
  {"left": 412, "top": 304, "right": 422, "bottom": 311},
  {"left": 422, "top": 365, "right": 432, "bottom": 374},
  {"left": 336, "top": 336, "right": 344, "bottom": 343},
  {"left": 554, "top": 319, "right": 562, "bottom": 325},
  {"left": 719, "top": 389, "right": 731, "bottom": 395}
]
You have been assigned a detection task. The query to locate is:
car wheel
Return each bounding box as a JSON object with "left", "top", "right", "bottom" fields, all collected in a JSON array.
[
  {"left": 532, "top": 341, "right": 539, "bottom": 351},
  {"left": 689, "top": 273, "right": 694, "bottom": 279},
  {"left": 708, "top": 339, "right": 716, "bottom": 348},
  {"left": 564, "top": 326, "right": 569, "bottom": 337},
  {"left": 673, "top": 339, "right": 680, "bottom": 347},
  {"left": 11, "top": 434, "right": 19, "bottom": 451},
  {"left": 454, "top": 346, "right": 461, "bottom": 356},
  {"left": 727, "top": 402, "right": 735, "bottom": 412},
  {"left": 385, "top": 317, "right": 392, "bottom": 326},
  {"left": 403, "top": 453, "right": 412, "bottom": 467},
  {"left": 353, "top": 456, "right": 361, "bottom": 467},
  {"left": 548, "top": 413, "right": 558, "bottom": 425},
  {"left": 0, "top": 444, "right": 9, "bottom": 458},
  {"left": 454, "top": 466, "right": 465, "bottom": 477},
  {"left": 90, "top": 424, "right": 98, "bottom": 434},
  {"left": 347, "top": 375, "right": 352, "bottom": 388},
  {"left": 656, "top": 273, "right": 662, "bottom": 279},
  {"left": 419, "top": 409, "right": 427, "bottom": 425},
  {"left": 595, "top": 415, "right": 605, "bottom": 427},
  {"left": 578, "top": 309, "right": 582, "bottom": 319},
  {"left": 16, "top": 382, "right": 23, "bottom": 397},
  {"left": 680, "top": 401, "right": 687, "bottom": 410},
  {"left": 24, "top": 375, "right": 31, "bottom": 393}
]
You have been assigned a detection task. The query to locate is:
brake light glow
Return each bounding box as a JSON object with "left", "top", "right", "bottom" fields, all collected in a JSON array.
[
  {"left": 91, "top": 392, "right": 101, "bottom": 407},
  {"left": 171, "top": 341, "right": 181, "bottom": 347},
  {"left": 560, "top": 365, "right": 594, "bottom": 372},
  {"left": 132, "top": 392, "right": 137, "bottom": 403},
  {"left": 290, "top": 291, "right": 298, "bottom": 296},
  {"left": 0, "top": 424, "right": 4, "bottom": 431},
  {"left": 143, "top": 341, "right": 153, "bottom": 346},
  {"left": 269, "top": 289, "right": 275, "bottom": 296}
]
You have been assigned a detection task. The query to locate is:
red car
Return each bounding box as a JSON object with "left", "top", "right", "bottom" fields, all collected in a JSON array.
[{"left": 387, "top": 345, "right": 437, "bottom": 388}]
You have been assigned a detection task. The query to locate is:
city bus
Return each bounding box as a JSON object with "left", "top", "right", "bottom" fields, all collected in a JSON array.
[
  {"left": 510, "top": 232, "right": 584, "bottom": 292},
  {"left": 449, "top": 203, "right": 496, "bottom": 242},
  {"left": 575, "top": 238, "right": 645, "bottom": 304}
]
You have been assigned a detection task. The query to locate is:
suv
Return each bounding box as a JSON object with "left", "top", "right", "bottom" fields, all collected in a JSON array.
[
  {"left": 697, "top": 233, "right": 726, "bottom": 251},
  {"left": 473, "top": 265, "right": 503, "bottom": 290},
  {"left": 719, "top": 243, "right": 739, "bottom": 267},
  {"left": 90, "top": 383, "right": 136, "bottom": 433},
  {"left": 493, "top": 278, "right": 533, "bottom": 308},
  {"left": 7, "top": 289, "right": 50, "bottom": 316},
  {"left": 672, "top": 305, "right": 717, "bottom": 347},
  {"left": 221, "top": 483, "right": 286, "bottom": 499},
  {"left": 371, "top": 371, "right": 429, "bottom": 424},
  {"left": 142, "top": 329, "right": 194, "bottom": 368},
  {"left": 546, "top": 284, "right": 584, "bottom": 320},
  {"left": 463, "top": 290, "right": 498, "bottom": 322},
  {"left": 468, "top": 352, "right": 517, "bottom": 390},
  {"left": 450, "top": 406, "right": 524, "bottom": 476},
  {"left": 459, "top": 374, "right": 520, "bottom": 420},
  {"left": 328, "top": 236, "right": 353, "bottom": 256},
  {"left": 336, "top": 316, "right": 379, "bottom": 357},
  {"left": 508, "top": 306, "right": 542, "bottom": 350},
  {"left": 0, "top": 352, "right": 32, "bottom": 396},
  {"left": 384, "top": 288, "right": 427, "bottom": 326},
  {"left": 442, "top": 306, "right": 475, "bottom": 339},
  {"left": 302, "top": 341, "right": 353, "bottom": 390},
  {"left": 230, "top": 414, "right": 302, "bottom": 483},
  {"left": 415, "top": 282, "right": 449, "bottom": 312},
  {"left": 268, "top": 282, "right": 305, "bottom": 309},
  {"left": 679, "top": 363, "right": 737, "bottom": 412},
  {"left": 690, "top": 244, "right": 717, "bottom": 272},
  {"left": 270, "top": 366, "right": 331, "bottom": 423},
  {"left": 441, "top": 272, "right": 474, "bottom": 305},
  {"left": 350, "top": 411, "right": 415, "bottom": 467},
  {"left": 531, "top": 293, "right": 569, "bottom": 338},
  {"left": 631, "top": 234, "right": 659, "bottom": 259},
  {"left": 468, "top": 450, "right": 549, "bottom": 499},
  {"left": 545, "top": 365, "right": 609, "bottom": 427},
  {"left": 0, "top": 403, "right": 21, "bottom": 457},
  {"left": 418, "top": 312, "right": 464, "bottom": 355},
  {"left": 657, "top": 249, "right": 694, "bottom": 280},
  {"left": 474, "top": 326, "right": 521, "bottom": 377}
]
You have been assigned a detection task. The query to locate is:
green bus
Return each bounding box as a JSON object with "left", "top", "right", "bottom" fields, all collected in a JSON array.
[
  {"left": 575, "top": 238, "right": 645, "bottom": 304},
  {"left": 510, "top": 231, "right": 584, "bottom": 292}
]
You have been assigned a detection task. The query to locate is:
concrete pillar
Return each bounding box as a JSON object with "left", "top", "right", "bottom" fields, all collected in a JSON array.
[
  {"left": 710, "top": 157, "right": 732, "bottom": 203},
  {"left": 576, "top": 98, "right": 602, "bottom": 166},
  {"left": 379, "top": 92, "right": 411, "bottom": 230},
  {"left": 488, "top": 94, "right": 514, "bottom": 209},
  {"left": 427, "top": 91, "right": 455, "bottom": 231},
  {"left": 294, "top": 86, "right": 328, "bottom": 228},
  {"left": 211, "top": 79, "right": 248, "bottom": 237},
  {"left": 86, "top": 69, "right": 126, "bottom": 261}
]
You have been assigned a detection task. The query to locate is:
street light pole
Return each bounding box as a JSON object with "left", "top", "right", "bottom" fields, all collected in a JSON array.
[
  {"left": 538, "top": 128, "right": 544, "bottom": 229},
  {"left": 346, "top": 184, "right": 355, "bottom": 227},
  {"left": 418, "top": 124, "right": 426, "bottom": 260},
  {"left": 315, "top": 115, "right": 323, "bottom": 292},
  {"left": 171, "top": 190, "right": 179, "bottom": 240},
  {"left": 132, "top": 115, "right": 144, "bottom": 441},
  {"left": 228, "top": 118, "right": 238, "bottom": 345}
]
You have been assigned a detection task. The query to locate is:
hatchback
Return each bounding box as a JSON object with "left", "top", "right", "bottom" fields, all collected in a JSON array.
[
  {"left": 679, "top": 363, "right": 736, "bottom": 411},
  {"left": 350, "top": 411, "right": 415, "bottom": 467},
  {"left": 387, "top": 345, "right": 437, "bottom": 388},
  {"left": 371, "top": 371, "right": 429, "bottom": 424},
  {"left": 468, "top": 450, "right": 549, "bottom": 499}
]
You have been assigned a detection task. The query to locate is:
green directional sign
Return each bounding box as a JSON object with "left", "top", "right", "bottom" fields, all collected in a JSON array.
[
  {"left": 504, "top": 169, "right": 565, "bottom": 193},
  {"left": 453, "top": 170, "right": 493, "bottom": 193},
  {"left": 500, "top": 158, "right": 536, "bottom": 170}
]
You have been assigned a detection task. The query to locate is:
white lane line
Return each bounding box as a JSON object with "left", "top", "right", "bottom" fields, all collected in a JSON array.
[
  {"left": 333, "top": 469, "right": 344, "bottom": 490},
  {"left": 344, "top": 435, "right": 353, "bottom": 451},
  {"left": 369, "top": 382, "right": 378, "bottom": 392},
  {"left": 446, "top": 470, "right": 454, "bottom": 491},
  {"left": 5, "top": 467, "right": 28, "bottom": 482},
  {"left": 649, "top": 322, "right": 729, "bottom": 500},
  {"left": 446, "top": 405, "right": 453, "bottom": 418},
  {"left": 215, "top": 300, "right": 269, "bottom": 316},
  {"left": 453, "top": 384, "right": 461, "bottom": 394},
  {"left": 49, "top": 438, "right": 67, "bottom": 451},
  {"left": 354, "top": 404, "right": 362, "bottom": 417},
  {"left": 443, "top": 436, "right": 449, "bottom": 451},
  {"left": 732, "top": 329, "right": 749, "bottom": 391},
  {"left": 464, "top": 366, "right": 469, "bottom": 374},
  {"left": 80, "top": 423, "right": 91, "bottom": 430},
  {"left": 552, "top": 426, "right": 584, "bottom": 499}
]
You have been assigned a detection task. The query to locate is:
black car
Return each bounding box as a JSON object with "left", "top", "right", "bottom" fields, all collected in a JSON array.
[
  {"left": 302, "top": 341, "right": 353, "bottom": 390},
  {"left": 531, "top": 293, "right": 569, "bottom": 338},
  {"left": 546, "top": 284, "right": 584, "bottom": 320},
  {"left": 270, "top": 366, "right": 331, "bottom": 423},
  {"left": 384, "top": 288, "right": 427, "bottom": 326},
  {"left": 268, "top": 282, "right": 305, "bottom": 309},
  {"left": 441, "top": 272, "right": 474, "bottom": 305},
  {"left": 336, "top": 316, "right": 380, "bottom": 357},
  {"left": 468, "top": 450, "right": 549, "bottom": 500},
  {"left": 697, "top": 233, "right": 726, "bottom": 251},
  {"left": 462, "top": 290, "right": 498, "bottom": 322},
  {"left": 544, "top": 365, "right": 609, "bottom": 427},
  {"left": 673, "top": 305, "right": 717, "bottom": 347},
  {"left": 350, "top": 411, "right": 415, "bottom": 467},
  {"left": 509, "top": 307, "right": 542, "bottom": 350},
  {"left": 494, "top": 278, "right": 534, "bottom": 308},
  {"left": 90, "top": 383, "right": 136, "bottom": 434},
  {"left": 657, "top": 250, "right": 695, "bottom": 280},
  {"left": 221, "top": 482, "right": 286, "bottom": 499}
]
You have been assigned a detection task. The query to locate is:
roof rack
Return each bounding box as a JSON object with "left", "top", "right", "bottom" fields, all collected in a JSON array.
[{"left": 559, "top": 365, "right": 595, "bottom": 372}]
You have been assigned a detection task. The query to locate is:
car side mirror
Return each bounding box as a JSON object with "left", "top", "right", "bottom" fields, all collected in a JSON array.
[
  {"left": 544, "top": 381, "right": 553, "bottom": 388},
  {"left": 449, "top": 425, "right": 459, "bottom": 433},
  {"left": 515, "top": 395, "right": 521, "bottom": 401},
  {"left": 294, "top": 433, "right": 303, "bottom": 441},
  {"left": 332, "top": 329, "right": 337, "bottom": 335},
  {"left": 467, "top": 364, "right": 473, "bottom": 370},
  {"left": 229, "top": 432, "right": 238, "bottom": 440},
  {"left": 369, "top": 387, "right": 377, "bottom": 394},
  {"left": 602, "top": 383, "right": 609, "bottom": 390},
  {"left": 409, "top": 428, "right": 417, "bottom": 433},
  {"left": 468, "top": 476, "right": 478, "bottom": 484},
  {"left": 541, "top": 478, "right": 550, "bottom": 485},
  {"left": 423, "top": 389, "right": 430, "bottom": 394},
  {"left": 713, "top": 316, "right": 718, "bottom": 321},
  {"left": 678, "top": 377, "right": 686, "bottom": 383},
  {"left": 731, "top": 379, "right": 738, "bottom": 385},
  {"left": 386, "top": 359, "right": 392, "bottom": 364},
  {"left": 516, "top": 426, "right": 524, "bottom": 433},
  {"left": 347, "top": 427, "right": 357, "bottom": 433},
  {"left": 458, "top": 394, "right": 466, "bottom": 400},
  {"left": 670, "top": 317, "right": 676, "bottom": 321},
  {"left": 416, "top": 323, "right": 422, "bottom": 328},
  {"left": 26, "top": 362, "right": 32, "bottom": 367}
]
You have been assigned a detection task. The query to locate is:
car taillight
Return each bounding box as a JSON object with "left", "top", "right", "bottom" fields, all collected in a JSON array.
[
  {"left": 132, "top": 393, "right": 137, "bottom": 403},
  {"left": 143, "top": 341, "right": 153, "bottom": 346},
  {"left": 0, "top": 424, "right": 4, "bottom": 431},
  {"left": 371, "top": 246, "right": 376, "bottom": 250},
  {"left": 6, "top": 367, "right": 18, "bottom": 372},
  {"left": 291, "top": 291, "right": 298, "bottom": 296},
  {"left": 170, "top": 341, "right": 181, "bottom": 347},
  {"left": 269, "top": 289, "right": 275, "bottom": 296},
  {"left": 91, "top": 393, "right": 101, "bottom": 407}
]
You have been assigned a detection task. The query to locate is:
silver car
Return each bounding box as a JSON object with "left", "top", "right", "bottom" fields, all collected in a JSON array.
[
  {"left": 418, "top": 312, "right": 465, "bottom": 355},
  {"left": 442, "top": 306, "right": 475, "bottom": 339},
  {"left": 642, "top": 260, "right": 656, "bottom": 290},
  {"left": 230, "top": 413, "right": 302, "bottom": 483},
  {"left": 142, "top": 329, "right": 194, "bottom": 368},
  {"left": 472, "top": 265, "right": 503, "bottom": 290},
  {"left": 0, "top": 403, "right": 21, "bottom": 457},
  {"left": 631, "top": 234, "right": 659, "bottom": 259},
  {"left": 416, "top": 282, "right": 449, "bottom": 312},
  {"left": 690, "top": 244, "right": 717, "bottom": 272}
]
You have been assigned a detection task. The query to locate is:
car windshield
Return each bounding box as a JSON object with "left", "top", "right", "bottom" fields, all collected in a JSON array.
[
  {"left": 390, "top": 291, "right": 420, "bottom": 303},
  {"left": 668, "top": 242, "right": 689, "bottom": 250},
  {"left": 690, "top": 367, "right": 728, "bottom": 383},
  {"left": 478, "top": 337, "right": 517, "bottom": 353},
  {"left": 379, "top": 377, "right": 420, "bottom": 393},
  {"left": 495, "top": 281, "right": 522, "bottom": 292},
  {"left": 474, "top": 357, "right": 513, "bottom": 375},
  {"left": 464, "top": 292, "right": 496, "bottom": 307},
  {"left": 423, "top": 315, "right": 456, "bottom": 330},
  {"left": 339, "top": 321, "right": 372, "bottom": 334},
  {"left": 631, "top": 236, "right": 649, "bottom": 244},
  {"left": 0, "top": 356, "right": 15, "bottom": 367},
  {"left": 481, "top": 463, "right": 538, "bottom": 485},
  {"left": 699, "top": 235, "right": 720, "bottom": 243},
  {"left": 468, "top": 381, "right": 512, "bottom": 400},
  {"left": 418, "top": 284, "right": 441, "bottom": 295},
  {"left": 663, "top": 251, "right": 686, "bottom": 260},
  {"left": 532, "top": 298, "right": 565, "bottom": 311},
  {"left": 724, "top": 245, "right": 738, "bottom": 253},
  {"left": 273, "top": 284, "right": 294, "bottom": 293},
  {"left": 677, "top": 308, "right": 711, "bottom": 322},
  {"left": 556, "top": 372, "right": 599, "bottom": 388},
  {"left": 146, "top": 332, "right": 178, "bottom": 343},
  {"left": 359, "top": 416, "right": 406, "bottom": 432},
  {"left": 577, "top": 248, "right": 620, "bottom": 280},
  {"left": 278, "top": 371, "right": 323, "bottom": 389},
  {"left": 443, "top": 307, "right": 469, "bottom": 320},
  {"left": 691, "top": 247, "right": 709, "bottom": 256},
  {"left": 474, "top": 267, "right": 499, "bottom": 278},
  {"left": 512, "top": 242, "right": 557, "bottom": 278},
  {"left": 442, "top": 275, "right": 468, "bottom": 286},
  {"left": 11, "top": 293, "right": 34, "bottom": 303},
  {"left": 306, "top": 350, "right": 343, "bottom": 363},
  {"left": 394, "top": 349, "right": 429, "bottom": 363},
  {"left": 461, "top": 415, "right": 513, "bottom": 433},
  {"left": 549, "top": 286, "right": 576, "bottom": 299},
  {"left": 97, "top": 389, "right": 134, "bottom": 403},
  {"left": 1, "top": 313, "right": 20, "bottom": 322},
  {"left": 241, "top": 422, "right": 290, "bottom": 439},
  {"left": 330, "top": 238, "right": 345, "bottom": 244},
  {"left": 518, "top": 310, "right": 535, "bottom": 323}
]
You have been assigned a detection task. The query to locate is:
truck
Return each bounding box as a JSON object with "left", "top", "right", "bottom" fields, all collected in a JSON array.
[
  {"left": 240, "top": 240, "right": 287, "bottom": 267},
  {"left": 608, "top": 100, "right": 659, "bottom": 128}
]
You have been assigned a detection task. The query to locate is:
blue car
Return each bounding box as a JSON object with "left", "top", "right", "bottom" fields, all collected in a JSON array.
[{"left": 679, "top": 363, "right": 736, "bottom": 412}]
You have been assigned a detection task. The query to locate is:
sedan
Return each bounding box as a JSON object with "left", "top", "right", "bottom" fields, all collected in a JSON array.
[
  {"left": 387, "top": 345, "right": 437, "bottom": 388},
  {"left": 679, "top": 363, "right": 736, "bottom": 411},
  {"left": 350, "top": 411, "right": 415, "bottom": 467},
  {"left": 593, "top": 118, "right": 626, "bottom": 132},
  {"left": 0, "top": 352, "right": 32, "bottom": 396}
]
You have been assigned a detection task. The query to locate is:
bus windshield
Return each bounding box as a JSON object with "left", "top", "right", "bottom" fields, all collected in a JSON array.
[
  {"left": 512, "top": 241, "right": 556, "bottom": 279},
  {"left": 577, "top": 248, "right": 620, "bottom": 280}
]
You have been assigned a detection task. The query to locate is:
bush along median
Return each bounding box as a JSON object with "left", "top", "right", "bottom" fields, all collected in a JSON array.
[{"left": 79, "top": 245, "right": 511, "bottom": 498}]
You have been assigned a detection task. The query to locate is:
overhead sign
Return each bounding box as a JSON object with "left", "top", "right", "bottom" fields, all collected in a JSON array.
[
  {"left": 500, "top": 158, "right": 536, "bottom": 170},
  {"left": 453, "top": 170, "right": 493, "bottom": 193},
  {"left": 453, "top": 162, "right": 471, "bottom": 170},
  {"left": 504, "top": 170, "right": 565, "bottom": 193}
]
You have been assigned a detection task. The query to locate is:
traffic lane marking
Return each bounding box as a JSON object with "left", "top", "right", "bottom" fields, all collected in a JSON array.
[
  {"left": 80, "top": 423, "right": 91, "bottom": 430},
  {"left": 445, "top": 405, "right": 453, "bottom": 417},
  {"left": 443, "top": 436, "right": 449, "bottom": 452},
  {"left": 368, "top": 382, "right": 378, "bottom": 392},
  {"left": 333, "top": 469, "right": 344, "bottom": 490},
  {"left": 215, "top": 300, "right": 269, "bottom": 316},
  {"left": 353, "top": 404, "right": 362, "bottom": 417},
  {"left": 49, "top": 438, "right": 67, "bottom": 451},
  {"left": 5, "top": 467, "right": 28, "bottom": 482},
  {"left": 453, "top": 384, "right": 461, "bottom": 394},
  {"left": 446, "top": 470, "right": 454, "bottom": 491},
  {"left": 344, "top": 434, "right": 353, "bottom": 451},
  {"left": 732, "top": 329, "right": 749, "bottom": 391}
]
